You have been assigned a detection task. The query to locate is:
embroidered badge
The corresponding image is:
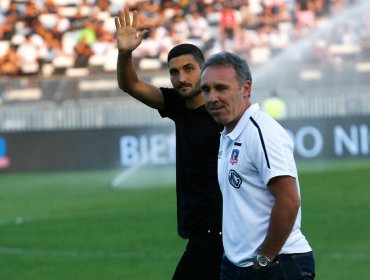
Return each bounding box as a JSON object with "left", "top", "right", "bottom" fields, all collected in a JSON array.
[
  {"left": 230, "top": 149, "right": 239, "bottom": 165},
  {"left": 229, "top": 169, "right": 242, "bottom": 188}
]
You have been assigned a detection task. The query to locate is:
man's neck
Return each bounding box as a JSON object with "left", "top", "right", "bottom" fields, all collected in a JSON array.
[{"left": 185, "top": 93, "right": 205, "bottom": 110}]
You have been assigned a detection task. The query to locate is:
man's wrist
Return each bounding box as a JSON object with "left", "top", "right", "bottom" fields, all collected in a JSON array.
[{"left": 118, "top": 50, "right": 132, "bottom": 56}]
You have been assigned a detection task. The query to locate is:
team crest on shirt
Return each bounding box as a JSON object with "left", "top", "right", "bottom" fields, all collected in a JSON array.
[{"left": 230, "top": 149, "right": 239, "bottom": 165}]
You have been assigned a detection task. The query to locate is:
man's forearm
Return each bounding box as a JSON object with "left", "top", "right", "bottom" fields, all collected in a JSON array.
[
  {"left": 117, "top": 51, "right": 139, "bottom": 91},
  {"left": 258, "top": 201, "right": 299, "bottom": 260}
]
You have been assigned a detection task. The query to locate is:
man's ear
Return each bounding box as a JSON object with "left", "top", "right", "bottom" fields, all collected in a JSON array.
[{"left": 243, "top": 80, "right": 251, "bottom": 98}]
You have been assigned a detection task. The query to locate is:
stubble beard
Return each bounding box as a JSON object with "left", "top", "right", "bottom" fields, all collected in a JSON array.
[{"left": 177, "top": 81, "right": 201, "bottom": 100}]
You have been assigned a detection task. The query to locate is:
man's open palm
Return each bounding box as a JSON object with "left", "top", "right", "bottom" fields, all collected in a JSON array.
[{"left": 115, "top": 7, "right": 147, "bottom": 52}]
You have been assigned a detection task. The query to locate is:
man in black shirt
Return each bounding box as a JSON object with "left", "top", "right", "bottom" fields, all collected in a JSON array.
[{"left": 115, "top": 7, "right": 223, "bottom": 280}]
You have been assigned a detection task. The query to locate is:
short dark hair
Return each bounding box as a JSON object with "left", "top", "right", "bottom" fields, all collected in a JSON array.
[
  {"left": 167, "top": 43, "right": 204, "bottom": 66},
  {"left": 202, "top": 51, "right": 252, "bottom": 86}
]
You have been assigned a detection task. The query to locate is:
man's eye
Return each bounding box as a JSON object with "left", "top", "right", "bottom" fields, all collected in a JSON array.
[
  {"left": 201, "top": 87, "right": 209, "bottom": 93},
  {"left": 216, "top": 86, "right": 227, "bottom": 91}
]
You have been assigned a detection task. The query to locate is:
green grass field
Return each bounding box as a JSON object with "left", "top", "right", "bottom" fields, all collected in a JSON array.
[{"left": 0, "top": 159, "right": 369, "bottom": 279}]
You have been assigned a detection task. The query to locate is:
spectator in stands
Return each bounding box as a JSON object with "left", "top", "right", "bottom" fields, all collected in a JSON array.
[
  {"left": 186, "top": 10, "right": 211, "bottom": 41},
  {"left": 0, "top": 0, "right": 367, "bottom": 78},
  {"left": 133, "top": 0, "right": 161, "bottom": 29},
  {"left": 54, "top": 12, "right": 71, "bottom": 35},
  {"left": 77, "top": 21, "right": 97, "bottom": 46},
  {"left": 295, "top": 0, "right": 316, "bottom": 31},
  {"left": 41, "top": 0, "right": 58, "bottom": 14},
  {"left": 340, "top": 24, "right": 362, "bottom": 46},
  {"left": 0, "top": 2, "right": 19, "bottom": 41},
  {"left": 313, "top": 0, "right": 330, "bottom": 19},
  {"left": 115, "top": 7, "right": 224, "bottom": 280},
  {"left": 96, "top": 0, "right": 110, "bottom": 12},
  {"left": 132, "top": 27, "right": 163, "bottom": 61},
  {"left": 232, "top": 25, "right": 254, "bottom": 55},
  {"left": 219, "top": 5, "right": 239, "bottom": 49},
  {"left": 43, "top": 30, "right": 62, "bottom": 63},
  {"left": 74, "top": 36, "right": 94, "bottom": 68},
  {"left": 31, "top": 31, "right": 49, "bottom": 73},
  {"left": 0, "top": 44, "right": 19, "bottom": 76},
  {"left": 24, "top": 0, "right": 40, "bottom": 28},
  {"left": 259, "top": 2, "right": 280, "bottom": 29},
  {"left": 70, "top": 8, "right": 88, "bottom": 30},
  {"left": 239, "top": 1, "right": 262, "bottom": 30},
  {"left": 157, "top": 26, "right": 177, "bottom": 64},
  {"left": 171, "top": 14, "right": 191, "bottom": 43},
  {"left": 269, "top": 26, "right": 290, "bottom": 54},
  {"left": 91, "top": 28, "right": 115, "bottom": 57},
  {"left": 16, "top": 33, "right": 40, "bottom": 75}
]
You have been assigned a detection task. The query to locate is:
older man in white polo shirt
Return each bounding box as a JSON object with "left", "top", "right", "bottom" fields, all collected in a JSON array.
[{"left": 200, "top": 51, "right": 315, "bottom": 280}]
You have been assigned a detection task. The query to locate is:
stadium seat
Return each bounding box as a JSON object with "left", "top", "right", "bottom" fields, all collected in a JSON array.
[
  {"left": 299, "top": 69, "right": 323, "bottom": 81},
  {"left": 57, "top": 6, "right": 78, "bottom": 18},
  {"left": 3, "top": 88, "right": 42, "bottom": 101},
  {"left": 138, "top": 58, "right": 162, "bottom": 70},
  {"left": 103, "top": 16, "right": 116, "bottom": 33},
  {"left": 249, "top": 47, "right": 271, "bottom": 64},
  {"left": 39, "top": 13, "right": 58, "bottom": 29},
  {"left": 79, "top": 5, "right": 91, "bottom": 17},
  {"left": 52, "top": 55, "right": 74, "bottom": 67},
  {"left": 11, "top": 34, "right": 25, "bottom": 46},
  {"left": 329, "top": 43, "right": 361, "bottom": 55},
  {"left": 151, "top": 76, "right": 172, "bottom": 88},
  {"left": 97, "top": 11, "right": 111, "bottom": 20},
  {"left": 62, "top": 32, "right": 78, "bottom": 54},
  {"left": 206, "top": 12, "right": 220, "bottom": 26},
  {"left": 185, "top": 38, "right": 205, "bottom": 49},
  {"left": 41, "top": 63, "right": 55, "bottom": 77},
  {"left": 329, "top": 43, "right": 361, "bottom": 62},
  {"left": 52, "top": 55, "right": 75, "bottom": 75},
  {"left": 66, "top": 67, "right": 89, "bottom": 77},
  {"left": 355, "top": 62, "right": 370, "bottom": 73},
  {"left": 88, "top": 54, "right": 106, "bottom": 73},
  {"left": 103, "top": 47, "right": 118, "bottom": 72}
]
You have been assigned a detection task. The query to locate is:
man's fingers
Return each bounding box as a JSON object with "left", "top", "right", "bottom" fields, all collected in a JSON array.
[
  {"left": 124, "top": 7, "right": 131, "bottom": 26},
  {"left": 114, "top": 16, "right": 121, "bottom": 29},
  {"left": 138, "top": 30, "right": 148, "bottom": 41},
  {"left": 115, "top": 8, "right": 142, "bottom": 35},
  {"left": 132, "top": 10, "right": 138, "bottom": 28},
  {"left": 115, "top": 9, "right": 126, "bottom": 29}
]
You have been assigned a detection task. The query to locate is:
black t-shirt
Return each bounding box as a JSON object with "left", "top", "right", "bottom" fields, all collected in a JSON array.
[{"left": 159, "top": 88, "right": 223, "bottom": 239}]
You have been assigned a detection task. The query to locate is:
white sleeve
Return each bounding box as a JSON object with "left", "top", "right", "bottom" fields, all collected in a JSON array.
[{"left": 249, "top": 117, "right": 296, "bottom": 186}]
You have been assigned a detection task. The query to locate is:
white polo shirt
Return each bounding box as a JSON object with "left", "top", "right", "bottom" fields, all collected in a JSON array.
[{"left": 218, "top": 103, "right": 312, "bottom": 267}]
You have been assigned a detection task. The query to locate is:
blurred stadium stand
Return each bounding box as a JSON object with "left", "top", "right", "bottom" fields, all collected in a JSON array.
[{"left": 1, "top": 0, "right": 370, "bottom": 131}]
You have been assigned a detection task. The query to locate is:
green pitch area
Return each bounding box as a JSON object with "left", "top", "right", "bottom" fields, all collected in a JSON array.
[{"left": 0, "top": 159, "right": 369, "bottom": 279}]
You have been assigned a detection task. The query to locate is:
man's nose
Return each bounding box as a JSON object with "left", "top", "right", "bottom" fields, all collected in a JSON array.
[
  {"left": 178, "top": 71, "right": 187, "bottom": 82},
  {"left": 207, "top": 88, "right": 219, "bottom": 102}
]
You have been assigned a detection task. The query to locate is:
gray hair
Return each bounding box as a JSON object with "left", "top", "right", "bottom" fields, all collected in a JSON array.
[{"left": 202, "top": 52, "right": 252, "bottom": 86}]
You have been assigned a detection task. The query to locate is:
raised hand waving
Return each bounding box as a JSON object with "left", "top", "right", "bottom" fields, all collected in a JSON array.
[{"left": 115, "top": 7, "right": 148, "bottom": 53}]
